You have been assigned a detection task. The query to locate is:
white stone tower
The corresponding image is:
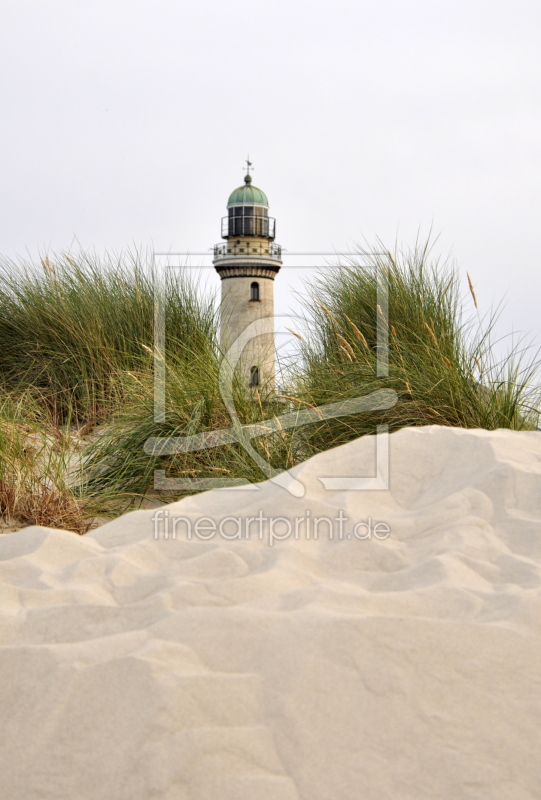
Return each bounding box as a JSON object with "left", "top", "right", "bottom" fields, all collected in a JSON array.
[{"left": 213, "top": 163, "right": 282, "bottom": 390}]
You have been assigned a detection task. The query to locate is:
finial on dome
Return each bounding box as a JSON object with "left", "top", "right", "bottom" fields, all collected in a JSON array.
[{"left": 244, "top": 156, "right": 253, "bottom": 183}]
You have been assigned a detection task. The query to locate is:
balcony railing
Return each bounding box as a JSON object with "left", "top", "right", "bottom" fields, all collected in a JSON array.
[
  {"left": 214, "top": 241, "right": 282, "bottom": 259},
  {"left": 221, "top": 216, "right": 276, "bottom": 238}
]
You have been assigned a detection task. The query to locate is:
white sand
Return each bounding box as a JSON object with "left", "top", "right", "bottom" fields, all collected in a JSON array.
[{"left": 1, "top": 425, "right": 541, "bottom": 799}]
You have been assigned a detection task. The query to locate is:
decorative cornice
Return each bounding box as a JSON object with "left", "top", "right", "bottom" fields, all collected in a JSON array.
[{"left": 214, "top": 264, "right": 280, "bottom": 280}]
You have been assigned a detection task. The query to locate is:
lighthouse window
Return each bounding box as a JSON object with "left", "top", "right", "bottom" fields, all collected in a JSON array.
[
  {"left": 227, "top": 206, "right": 269, "bottom": 236},
  {"left": 250, "top": 366, "right": 260, "bottom": 387},
  {"left": 250, "top": 282, "right": 260, "bottom": 301}
]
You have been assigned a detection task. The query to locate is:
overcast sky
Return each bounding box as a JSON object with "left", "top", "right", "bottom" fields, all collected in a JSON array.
[{"left": 1, "top": 0, "right": 540, "bottom": 349}]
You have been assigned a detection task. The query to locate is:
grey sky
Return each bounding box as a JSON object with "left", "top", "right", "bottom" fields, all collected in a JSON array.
[{"left": 1, "top": 0, "right": 540, "bottom": 348}]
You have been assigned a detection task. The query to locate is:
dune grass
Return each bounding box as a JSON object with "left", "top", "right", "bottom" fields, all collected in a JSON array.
[
  {"left": 0, "top": 249, "right": 222, "bottom": 528},
  {"left": 0, "top": 250, "right": 216, "bottom": 424},
  {"left": 0, "top": 241, "right": 539, "bottom": 532},
  {"left": 81, "top": 349, "right": 297, "bottom": 511},
  {"left": 290, "top": 242, "right": 540, "bottom": 456},
  {"left": 0, "top": 392, "right": 94, "bottom": 534},
  {"left": 0, "top": 249, "right": 296, "bottom": 520}
]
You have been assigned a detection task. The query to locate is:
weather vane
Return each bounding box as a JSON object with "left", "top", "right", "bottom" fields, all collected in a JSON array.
[{"left": 244, "top": 156, "right": 253, "bottom": 177}]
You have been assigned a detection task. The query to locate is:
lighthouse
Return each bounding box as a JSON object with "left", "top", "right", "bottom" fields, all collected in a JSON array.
[{"left": 213, "top": 162, "right": 282, "bottom": 391}]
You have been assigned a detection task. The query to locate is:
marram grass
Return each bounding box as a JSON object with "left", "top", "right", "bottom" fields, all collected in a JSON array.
[
  {"left": 81, "top": 349, "right": 298, "bottom": 511},
  {"left": 0, "top": 392, "right": 95, "bottom": 534},
  {"left": 0, "top": 250, "right": 216, "bottom": 423},
  {"left": 0, "top": 242, "right": 539, "bottom": 532},
  {"left": 289, "top": 242, "right": 540, "bottom": 457}
]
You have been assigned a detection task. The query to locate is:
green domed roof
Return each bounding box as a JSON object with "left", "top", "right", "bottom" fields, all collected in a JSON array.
[{"left": 227, "top": 175, "right": 269, "bottom": 206}]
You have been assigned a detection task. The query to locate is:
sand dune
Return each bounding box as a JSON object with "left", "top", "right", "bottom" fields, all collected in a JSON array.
[{"left": 1, "top": 425, "right": 541, "bottom": 799}]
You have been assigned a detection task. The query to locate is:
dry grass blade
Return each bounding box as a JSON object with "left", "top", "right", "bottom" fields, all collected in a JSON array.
[
  {"left": 285, "top": 327, "right": 304, "bottom": 341},
  {"left": 315, "top": 301, "right": 340, "bottom": 327},
  {"left": 423, "top": 321, "right": 438, "bottom": 343},
  {"left": 337, "top": 335, "right": 355, "bottom": 357},
  {"left": 467, "top": 272, "right": 478, "bottom": 309},
  {"left": 345, "top": 315, "right": 369, "bottom": 348}
]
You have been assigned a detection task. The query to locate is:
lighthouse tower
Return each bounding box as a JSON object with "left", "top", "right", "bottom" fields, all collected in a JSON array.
[{"left": 213, "top": 162, "right": 282, "bottom": 391}]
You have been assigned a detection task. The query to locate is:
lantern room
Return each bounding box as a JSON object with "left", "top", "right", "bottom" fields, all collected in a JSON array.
[{"left": 222, "top": 173, "right": 276, "bottom": 239}]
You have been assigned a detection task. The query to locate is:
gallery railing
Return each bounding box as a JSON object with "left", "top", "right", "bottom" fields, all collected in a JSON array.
[{"left": 213, "top": 241, "right": 282, "bottom": 259}]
